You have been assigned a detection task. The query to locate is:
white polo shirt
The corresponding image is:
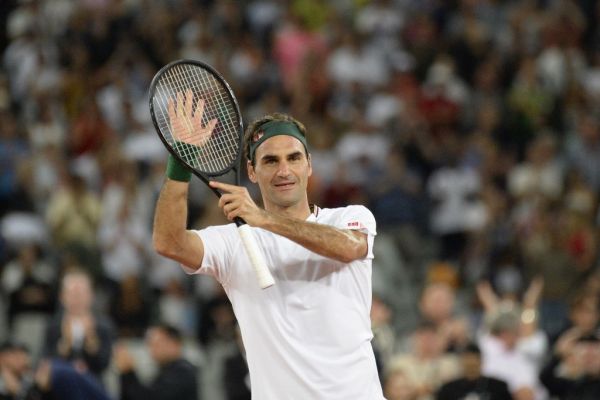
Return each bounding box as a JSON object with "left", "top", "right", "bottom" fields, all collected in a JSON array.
[
  {"left": 188, "top": 205, "right": 385, "bottom": 400},
  {"left": 479, "top": 334, "right": 548, "bottom": 400}
]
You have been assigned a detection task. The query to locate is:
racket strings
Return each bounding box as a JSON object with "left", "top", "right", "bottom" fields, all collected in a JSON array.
[{"left": 153, "top": 63, "right": 241, "bottom": 174}]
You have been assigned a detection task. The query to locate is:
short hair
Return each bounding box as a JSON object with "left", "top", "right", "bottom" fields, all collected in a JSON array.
[
  {"left": 153, "top": 323, "right": 183, "bottom": 343},
  {"left": 60, "top": 268, "right": 94, "bottom": 290},
  {"left": 243, "top": 113, "right": 307, "bottom": 165},
  {"left": 461, "top": 342, "right": 481, "bottom": 356},
  {"left": 0, "top": 339, "right": 28, "bottom": 353},
  {"left": 414, "top": 319, "right": 438, "bottom": 333},
  {"left": 488, "top": 308, "right": 520, "bottom": 335}
]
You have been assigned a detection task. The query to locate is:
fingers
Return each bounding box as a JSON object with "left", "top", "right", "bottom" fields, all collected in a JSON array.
[
  {"left": 214, "top": 185, "right": 252, "bottom": 221},
  {"left": 176, "top": 92, "right": 185, "bottom": 117},
  {"left": 185, "top": 89, "right": 193, "bottom": 117},
  {"left": 205, "top": 118, "right": 218, "bottom": 135},
  {"left": 194, "top": 98, "right": 205, "bottom": 122},
  {"left": 210, "top": 180, "right": 243, "bottom": 193},
  {"left": 168, "top": 93, "right": 216, "bottom": 146}
]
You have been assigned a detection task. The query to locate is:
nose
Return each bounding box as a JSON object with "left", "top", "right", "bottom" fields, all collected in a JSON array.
[{"left": 276, "top": 160, "right": 291, "bottom": 177}]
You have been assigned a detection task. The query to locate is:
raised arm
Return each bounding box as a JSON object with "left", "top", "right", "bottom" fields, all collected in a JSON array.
[
  {"left": 152, "top": 179, "right": 204, "bottom": 271},
  {"left": 153, "top": 91, "right": 213, "bottom": 271}
]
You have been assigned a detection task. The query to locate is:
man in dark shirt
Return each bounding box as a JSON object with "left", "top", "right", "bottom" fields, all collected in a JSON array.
[
  {"left": 436, "top": 343, "right": 513, "bottom": 400},
  {"left": 540, "top": 330, "right": 600, "bottom": 400},
  {"left": 114, "top": 323, "right": 198, "bottom": 400},
  {"left": 42, "top": 269, "right": 114, "bottom": 378}
]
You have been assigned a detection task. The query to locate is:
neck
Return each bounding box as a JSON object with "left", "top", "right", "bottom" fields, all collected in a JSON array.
[{"left": 263, "top": 199, "right": 312, "bottom": 220}]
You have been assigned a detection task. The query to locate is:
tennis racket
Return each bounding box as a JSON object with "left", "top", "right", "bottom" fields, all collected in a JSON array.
[{"left": 149, "top": 59, "right": 275, "bottom": 289}]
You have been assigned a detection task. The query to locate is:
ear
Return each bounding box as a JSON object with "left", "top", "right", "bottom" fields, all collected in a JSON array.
[
  {"left": 307, "top": 153, "right": 312, "bottom": 177},
  {"left": 247, "top": 160, "right": 257, "bottom": 183}
]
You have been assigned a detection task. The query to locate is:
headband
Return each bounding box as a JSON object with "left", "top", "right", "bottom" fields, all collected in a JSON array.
[{"left": 248, "top": 120, "right": 308, "bottom": 163}]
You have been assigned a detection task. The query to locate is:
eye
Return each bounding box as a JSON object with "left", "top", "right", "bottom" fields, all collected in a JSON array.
[{"left": 289, "top": 153, "right": 302, "bottom": 162}]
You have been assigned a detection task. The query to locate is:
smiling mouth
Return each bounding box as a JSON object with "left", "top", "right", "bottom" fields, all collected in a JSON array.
[{"left": 274, "top": 182, "right": 295, "bottom": 189}]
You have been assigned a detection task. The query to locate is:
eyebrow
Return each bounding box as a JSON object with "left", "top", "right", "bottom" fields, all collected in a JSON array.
[{"left": 259, "top": 150, "right": 305, "bottom": 162}]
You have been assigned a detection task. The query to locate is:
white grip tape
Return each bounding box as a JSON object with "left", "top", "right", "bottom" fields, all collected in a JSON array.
[{"left": 237, "top": 224, "right": 275, "bottom": 289}]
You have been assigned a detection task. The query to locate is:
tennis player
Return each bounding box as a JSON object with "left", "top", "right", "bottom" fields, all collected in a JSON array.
[{"left": 153, "top": 110, "right": 385, "bottom": 399}]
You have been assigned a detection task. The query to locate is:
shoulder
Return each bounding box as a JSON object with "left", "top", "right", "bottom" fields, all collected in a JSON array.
[
  {"left": 169, "top": 359, "right": 198, "bottom": 377},
  {"left": 317, "top": 205, "right": 375, "bottom": 222},
  {"left": 317, "top": 205, "right": 376, "bottom": 233},
  {"left": 194, "top": 223, "right": 238, "bottom": 241},
  {"left": 485, "top": 376, "right": 510, "bottom": 389}
]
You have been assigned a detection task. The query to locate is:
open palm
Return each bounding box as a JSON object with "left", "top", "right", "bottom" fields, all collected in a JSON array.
[{"left": 167, "top": 89, "right": 217, "bottom": 147}]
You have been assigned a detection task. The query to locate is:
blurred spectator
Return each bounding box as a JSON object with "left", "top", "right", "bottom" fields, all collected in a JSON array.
[
  {"left": 371, "top": 294, "right": 397, "bottom": 377},
  {"left": 197, "top": 289, "right": 237, "bottom": 348},
  {"left": 478, "top": 307, "right": 548, "bottom": 400},
  {"left": 98, "top": 160, "right": 152, "bottom": 337},
  {"left": 272, "top": 9, "right": 327, "bottom": 94},
  {"left": 477, "top": 277, "right": 548, "bottom": 371},
  {"left": 0, "top": 340, "right": 112, "bottom": 400},
  {"left": 45, "top": 169, "right": 102, "bottom": 278},
  {"left": 427, "top": 133, "right": 487, "bottom": 262},
  {"left": 369, "top": 147, "right": 423, "bottom": 231},
  {"left": 384, "top": 369, "right": 418, "bottom": 400},
  {"left": 113, "top": 324, "right": 198, "bottom": 400},
  {"left": 508, "top": 133, "right": 563, "bottom": 202},
  {"left": 42, "top": 269, "right": 114, "bottom": 379},
  {"left": 223, "top": 325, "right": 250, "bottom": 400},
  {"left": 334, "top": 113, "right": 390, "bottom": 188},
  {"left": 108, "top": 276, "right": 152, "bottom": 339},
  {"left": 506, "top": 56, "right": 554, "bottom": 154},
  {"left": 0, "top": 340, "right": 33, "bottom": 400},
  {"left": 0, "top": 111, "right": 30, "bottom": 217},
  {"left": 1, "top": 244, "right": 56, "bottom": 327},
  {"left": 436, "top": 343, "right": 513, "bottom": 400},
  {"left": 550, "top": 292, "right": 600, "bottom": 347},
  {"left": 565, "top": 113, "right": 600, "bottom": 192},
  {"left": 388, "top": 321, "right": 460, "bottom": 400},
  {"left": 540, "top": 329, "right": 600, "bottom": 400},
  {"left": 68, "top": 97, "right": 115, "bottom": 157},
  {"left": 418, "top": 282, "right": 472, "bottom": 353}
]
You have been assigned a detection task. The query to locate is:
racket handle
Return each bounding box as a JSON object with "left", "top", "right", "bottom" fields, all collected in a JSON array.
[{"left": 237, "top": 224, "right": 275, "bottom": 289}]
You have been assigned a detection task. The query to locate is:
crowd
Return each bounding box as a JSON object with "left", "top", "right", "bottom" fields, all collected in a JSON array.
[{"left": 0, "top": 0, "right": 599, "bottom": 399}]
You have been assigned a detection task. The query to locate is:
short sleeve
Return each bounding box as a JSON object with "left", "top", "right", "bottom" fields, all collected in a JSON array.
[
  {"left": 181, "top": 224, "right": 235, "bottom": 285},
  {"left": 338, "top": 205, "right": 377, "bottom": 260}
]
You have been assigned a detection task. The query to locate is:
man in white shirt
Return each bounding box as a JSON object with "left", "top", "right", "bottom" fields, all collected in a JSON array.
[
  {"left": 479, "top": 308, "right": 548, "bottom": 400},
  {"left": 153, "top": 103, "right": 385, "bottom": 399}
]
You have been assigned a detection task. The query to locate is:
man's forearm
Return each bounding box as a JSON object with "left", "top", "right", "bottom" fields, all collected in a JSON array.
[
  {"left": 259, "top": 213, "right": 367, "bottom": 263},
  {"left": 152, "top": 180, "right": 190, "bottom": 259},
  {"left": 152, "top": 179, "right": 205, "bottom": 269}
]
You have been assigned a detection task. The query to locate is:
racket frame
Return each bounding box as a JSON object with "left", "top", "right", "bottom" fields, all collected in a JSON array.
[
  {"left": 148, "top": 59, "right": 275, "bottom": 289},
  {"left": 149, "top": 59, "right": 244, "bottom": 197}
]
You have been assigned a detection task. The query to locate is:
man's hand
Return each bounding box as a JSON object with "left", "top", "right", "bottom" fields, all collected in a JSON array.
[
  {"left": 113, "top": 343, "right": 135, "bottom": 373},
  {"left": 34, "top": 360, "right": 52, "bottom": 391},
  {"left": 167, "top": 90, "right": 217, "bottom": 147},
  {"left": 1, "top": 364, "right": 22, "bottom": 395},
  {"left": 210, "top": 181, "right": 268, "bottom": 226}
]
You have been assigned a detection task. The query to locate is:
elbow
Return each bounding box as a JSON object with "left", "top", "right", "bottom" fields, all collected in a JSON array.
[
  {"left": 153, "top": 233, "right": 176, "bottom": 259},
  {"left": 337, "top": 242, "right": 367, "bottom": 263}
]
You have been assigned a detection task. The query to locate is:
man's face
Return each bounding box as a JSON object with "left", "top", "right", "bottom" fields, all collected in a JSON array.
[
  {"left": 248, "top": 135, "right": 312, "bottom": 211},
  {"left": 461, "top": 352, "right": 481, "bottom": 380},
  {"left": 146, "top": 328, "right": 180, "bottom": 364},
  {"left": 61, "top": 275, "right": 93, "bottom": 315},
  {"left": 420, "top": 284, "right": 455, "bottom": 323},
  {"left": 0, "top": 349, "right": 31, "bottom": 375}
]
